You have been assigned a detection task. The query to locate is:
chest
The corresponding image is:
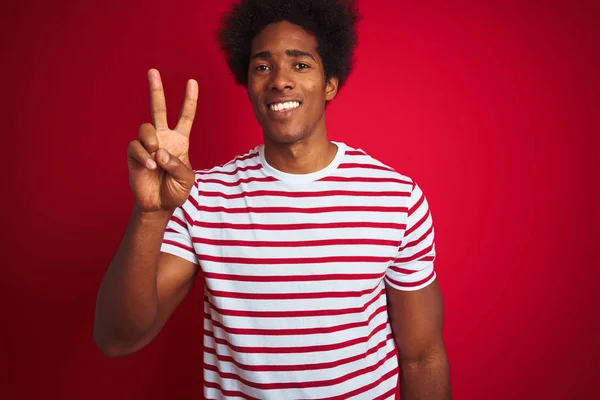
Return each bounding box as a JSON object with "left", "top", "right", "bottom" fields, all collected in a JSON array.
[{"left": 192, "top": 190, "right": 407, "bottom": 291}]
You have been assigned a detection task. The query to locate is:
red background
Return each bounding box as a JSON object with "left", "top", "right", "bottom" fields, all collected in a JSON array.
[{"left": 2, "top": 0, "right": 599, "bottom": 399}]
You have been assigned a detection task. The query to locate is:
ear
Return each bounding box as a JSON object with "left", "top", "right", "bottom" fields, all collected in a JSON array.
[{"left": 325, "top": 76, "right": 339, "bottom": 101}]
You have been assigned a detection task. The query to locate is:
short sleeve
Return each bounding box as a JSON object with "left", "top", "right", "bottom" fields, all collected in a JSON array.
[
  {"left": 385, "top": 182, "right": 437, "bottom": 291},
  {"left": 160, "top": 183, "right": 200, "bottom": 265}
]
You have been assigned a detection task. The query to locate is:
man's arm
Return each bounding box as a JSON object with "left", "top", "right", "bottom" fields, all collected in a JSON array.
[
  {"left": 93, "top": 206, "right": 200, "bottom": 357},
  {"left": 94, "top": 69, "right": 202, "bottom": 357},
  {"left": 386, "top": 279, "right": 451, "bottom": 400}
]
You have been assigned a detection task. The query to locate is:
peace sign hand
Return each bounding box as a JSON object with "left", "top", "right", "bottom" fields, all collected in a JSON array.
[{"left": 127, "top": 69, "right": 198, "bottom": 213}]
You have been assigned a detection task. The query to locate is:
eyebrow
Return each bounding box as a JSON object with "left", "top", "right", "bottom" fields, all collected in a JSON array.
[{"left": 250, "top": 49, "right": 316, "bottom": 61}]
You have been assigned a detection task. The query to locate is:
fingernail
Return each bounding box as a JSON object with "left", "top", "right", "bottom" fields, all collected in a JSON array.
[
  {"left": 146, "top": 159, "right": 157, "bottom": 169},
  {"left": 161, "top": 152, "right": 169, "bottom": 163}
]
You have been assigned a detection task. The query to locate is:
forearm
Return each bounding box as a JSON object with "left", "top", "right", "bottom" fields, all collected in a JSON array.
[
  {"left": 93, "top": 205, "right": 172, "bottom": 353},
  {"left": 399, "top": 346, "right": 452, "bottom": 400}
]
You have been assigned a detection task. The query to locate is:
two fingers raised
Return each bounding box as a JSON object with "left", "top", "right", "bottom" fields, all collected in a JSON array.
[
  {"left": 148, "top": 69, "right": 198, "bottom": 135},
  {"left": 128, "top": 69, "right": 198, "bottom": 174}
]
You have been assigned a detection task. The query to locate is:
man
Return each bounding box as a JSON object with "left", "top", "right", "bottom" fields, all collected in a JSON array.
[{"left": 93, "top": 0, "right": 451, "bottom": 398}]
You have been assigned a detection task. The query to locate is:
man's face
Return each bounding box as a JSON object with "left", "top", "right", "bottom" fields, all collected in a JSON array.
[{"left": 247, "top": 21, "right": 338, "bottom": 145}]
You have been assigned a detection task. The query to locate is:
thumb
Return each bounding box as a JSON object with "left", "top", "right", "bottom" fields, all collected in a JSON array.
[{"left": 155, "top": 148, "right": 193, "bottom": 183}]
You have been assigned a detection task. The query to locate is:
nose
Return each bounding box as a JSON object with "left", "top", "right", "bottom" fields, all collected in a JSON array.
[{"left": 269, "top": 66, "right": 295, "bottom": 91}]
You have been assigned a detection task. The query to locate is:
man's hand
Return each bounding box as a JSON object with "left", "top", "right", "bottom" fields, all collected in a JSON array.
[{"left": 127, "top": 69, "right": 198, "bottom": 212}]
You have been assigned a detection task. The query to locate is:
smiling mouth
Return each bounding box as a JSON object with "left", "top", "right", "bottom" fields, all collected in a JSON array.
[{"left": 268, "top": 101, "right": 302, "bottom": 112}]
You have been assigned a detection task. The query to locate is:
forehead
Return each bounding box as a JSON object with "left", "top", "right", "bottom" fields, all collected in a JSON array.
[{"left": 251, "top": 21, "right": 318, "bottom": 55}]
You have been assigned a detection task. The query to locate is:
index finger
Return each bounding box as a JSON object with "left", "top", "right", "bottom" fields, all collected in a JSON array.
[
  {"left": 175, "top": 79, "right": 198, "bottom": 136},
  {"left": 148, "top": 69, "right": 168, "bottom": 129}
]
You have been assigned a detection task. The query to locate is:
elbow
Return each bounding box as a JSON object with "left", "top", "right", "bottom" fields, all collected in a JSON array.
[
  {"left": 93, "top": 333, "right": 126, "bottom": 358},
  {"left": 93, "top": 323, "right": 135, "bottom": 358},
  {"left": 92, "top": 304, "right": 154, "bottom": 358},
  {"left": 94, "top": 337, "right": 136, "bottom": 358},
  {"left": 98, "top": 346, "right": 125, "bottom": 358}
]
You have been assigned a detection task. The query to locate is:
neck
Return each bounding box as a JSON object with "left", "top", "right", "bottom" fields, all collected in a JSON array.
[{"left": 263, "top": 130, "right": 338, "bottom": 175}]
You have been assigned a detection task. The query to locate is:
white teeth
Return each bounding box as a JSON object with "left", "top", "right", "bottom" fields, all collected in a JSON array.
[{"left": 270, "top": 101, "right": 300, "bottom": 112}]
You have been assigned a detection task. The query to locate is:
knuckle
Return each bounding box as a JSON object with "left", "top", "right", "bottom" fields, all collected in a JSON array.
[
  {"left": 139, "top": 129, "right": 158, "bottom": 144},
  {"left": 184, "top": 96, "right": 197, "bottom": 105},
  {"left": 127, "top": 140, "right": 142, "bottom": 157},
  {"left": 138, "top": 123, "right": 155, "bottom": 137},
  {"left": 140, "top": 127, "right": 156, "bottom": 139},
  {"left": 142, "top": 139, "right": 159, "bottom": 151},
  {"left": 179, "top": 113, "right": 194, "bottom": 122}
]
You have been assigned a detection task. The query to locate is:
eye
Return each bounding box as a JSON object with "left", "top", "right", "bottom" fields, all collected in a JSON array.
[
  {"left": 255, "top": 65, "right": 270, "bottom": 72},
  {"left": 294, "top": 63, "right": 310, "bottom": 70}
]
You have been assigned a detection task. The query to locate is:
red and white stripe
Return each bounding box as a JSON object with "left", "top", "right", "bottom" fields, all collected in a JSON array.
[{"left": 161, "top": 142, "right": 436, "bottom": 399}]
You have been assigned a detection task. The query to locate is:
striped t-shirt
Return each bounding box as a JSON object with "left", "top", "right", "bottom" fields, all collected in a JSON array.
[{"left": 161, "top": 142, "right": 437, "bottom": 399}]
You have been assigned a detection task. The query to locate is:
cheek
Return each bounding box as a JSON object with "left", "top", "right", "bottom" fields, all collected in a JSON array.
[
  {"left": 303, "top": 78, "right": 319, "bottom": 97},
  {"left": 307, "top": 84, "right": 326, "bottom": 107},
  {"left": 247, "top": 77, "right": 261, "bottom": 97},
  {"left": 248, "top": 88, "right": 262, "bottom": 109}
]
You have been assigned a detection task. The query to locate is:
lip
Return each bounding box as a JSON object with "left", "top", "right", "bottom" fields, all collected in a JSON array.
[
  {"left": 265, "top": 97, "right": 303, "bottom": 107},
  {"left": 267, "top": 104, "right": 301, "bottom": 120},
  {"left": 265, "top": 98, "right": 303, "bottom": 120}
]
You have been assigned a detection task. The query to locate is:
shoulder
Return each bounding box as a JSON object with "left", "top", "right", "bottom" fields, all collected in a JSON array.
[
  {"left": 339, "top": 142, "right": 416, "bottom": 190},
  {"left": 192, "top": 145, "right": 262, "bottom": 180}
]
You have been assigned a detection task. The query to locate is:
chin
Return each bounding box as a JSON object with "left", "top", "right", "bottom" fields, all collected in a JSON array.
[{"left": 264, "top": 127, "right": 307, "bottom": 145}]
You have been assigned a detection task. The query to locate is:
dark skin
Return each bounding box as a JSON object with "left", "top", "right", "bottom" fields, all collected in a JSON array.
[
  {"left": 93, "top": 20, "right": 450, "bottom": 399},
  {"left": 386, "top": 279, "right": 452, "bottom": 399},
  {"left": 248, "top": 23, "right": 451, "bottom": 398},
  {"left": 247, "top": 21, "right": 339, "bottom": 174}
]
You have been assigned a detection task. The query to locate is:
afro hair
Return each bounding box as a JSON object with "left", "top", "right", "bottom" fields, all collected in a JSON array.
[{"left": 218, "top": 0, "right": 360, "bottom": 91}]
